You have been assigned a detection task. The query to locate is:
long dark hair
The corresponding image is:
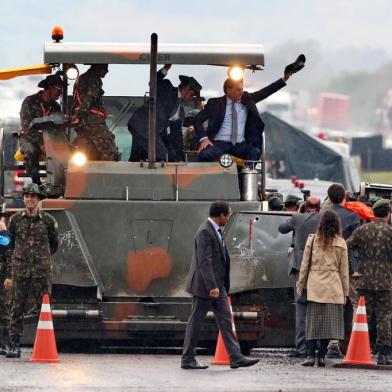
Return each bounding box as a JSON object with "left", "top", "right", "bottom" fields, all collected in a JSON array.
[{"left": 317, "top": 210, "right": 342, "bottom": 248}]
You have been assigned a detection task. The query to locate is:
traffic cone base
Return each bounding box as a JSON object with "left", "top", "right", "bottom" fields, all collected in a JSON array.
[
  {"left": 343, "top": 296, "right": 374, "bottom": 366},
  {"left": 30, "top": 294, "right": 60, "bottom": 363},
  {"left": 211, "top": 297, "right": 236, "bottom": 366},
  {"left": 211, "top": 332, "right": 230, "bottom": 365}
]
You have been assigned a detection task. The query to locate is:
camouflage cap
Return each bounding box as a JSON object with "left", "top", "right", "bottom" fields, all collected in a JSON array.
[
  {"left": 267, "top": 192, "right": 284, "bottom": 202},
  {"left": 372, "top": 199, "right": 390, "bottom": 212},
  {"left": 22, "top": 183, "right": 45, "bottom": 198}
]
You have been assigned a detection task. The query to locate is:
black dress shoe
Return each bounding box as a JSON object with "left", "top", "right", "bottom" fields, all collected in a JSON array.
[
  {"left": 230, "top": 357, "right": 259, "bottom": 369},
  {"left": 284, "top": 54, "right": 306, "bottom": 75},
  {"left": 181, "top": 360, "right": 209, "bottom": 369}
]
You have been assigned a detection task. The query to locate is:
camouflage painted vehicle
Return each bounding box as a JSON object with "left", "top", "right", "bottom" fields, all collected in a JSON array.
[{"left": 0, "top": 30, "right": 313, "bottom": 351}]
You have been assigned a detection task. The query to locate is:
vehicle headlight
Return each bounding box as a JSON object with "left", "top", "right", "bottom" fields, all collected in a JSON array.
[
  {"left": 71, "top": 152, "right": 87, "bottom": 167},
  {"left": 228, "top": 66, "right": 244, "bottom": 81},
  {"left": 219, "top": 153, "right": 233, "bottom": 168},
  {"left": 65, "top": 64, "right": 79, "bottom": 80}
]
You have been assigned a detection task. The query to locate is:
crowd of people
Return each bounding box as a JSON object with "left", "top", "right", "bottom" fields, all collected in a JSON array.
[{"left": 279, "top": 183, "right": 392, "bottom": 366}]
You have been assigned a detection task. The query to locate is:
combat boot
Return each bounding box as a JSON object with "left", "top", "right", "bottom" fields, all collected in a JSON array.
[
  {"left": 6, "top": 337, "right": 21, "bottom": 358},
  {"left": 378, "top": 346, "right": 392, "bottom": 366},
  {"left": 0, "top": 331, "right": 8, "bottom": 355}
]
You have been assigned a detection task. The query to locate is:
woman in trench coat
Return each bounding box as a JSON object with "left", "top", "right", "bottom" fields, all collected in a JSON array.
[{"left": 297, "top": 210, "right": 349, "bottom": 367}]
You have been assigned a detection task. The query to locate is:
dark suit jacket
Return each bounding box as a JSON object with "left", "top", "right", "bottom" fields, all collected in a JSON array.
[
  {"left": 186, "top": 220, "right": 230, "bottom": 298},
  {"left": 128, "top": 69, "right": 181, "bottom": 137},
  {"left": 279, "top": 211, "right": 319, "bottom": 271},
  {"left": 329, "top": 204, "right": 360, "bottom": 240},
  {"left": 194, "top": 78, "right": 286, "bottom": 149}
]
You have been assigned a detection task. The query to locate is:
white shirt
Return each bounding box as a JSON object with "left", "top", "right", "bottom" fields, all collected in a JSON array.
[
  {"left": 214, "top": 97, "right": 248, "bottom": 143},
  {"left": 208, "top": 217, "right": 223, "bottom": 242}
]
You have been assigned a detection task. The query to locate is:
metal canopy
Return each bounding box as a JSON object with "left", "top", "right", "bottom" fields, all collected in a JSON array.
[{"left": 44, "top": 42, "right": 264, "bottom": 66}]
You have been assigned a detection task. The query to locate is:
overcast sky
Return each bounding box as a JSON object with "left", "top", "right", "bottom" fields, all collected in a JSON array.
[{"left": 1, "top": 0, "right": 392, "bottom": 118}]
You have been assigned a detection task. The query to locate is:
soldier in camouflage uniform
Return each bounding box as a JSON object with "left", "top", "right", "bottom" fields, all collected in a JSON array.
[
  {"left": 4, "top": 184, "right": 58, "bottom": 358},
  {"left": 19, "top": 74, "right": 63, "bottom": 185},
  {"left": 0, "top": 219, "right": 11, "bottom": 355},
  {"left": 72, "top": 64, "right": 119, "bottom": 161},
  {"left": 346, "top": 199, "right": 392, "bottom": 365}
]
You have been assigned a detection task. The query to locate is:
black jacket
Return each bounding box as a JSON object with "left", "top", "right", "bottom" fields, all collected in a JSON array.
[
  {"left": 194, "top": 78, "right": 286, "bottom": 149},
  {"left": 128, "top": 69, "right": 181, "bottom": 137},
  {"left": 186, "top": 220, "right": 230, "bottom": 298}
]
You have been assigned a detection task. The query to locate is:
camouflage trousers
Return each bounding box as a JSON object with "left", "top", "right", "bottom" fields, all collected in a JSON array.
[
  {"left": 0, "top": 276, "right": 10, "bottom": 337},
  {"left": 19, "top": 138, "right": 43, "bottom": 185},
  {"left": 74, "top": 121, "right": 119, "bottom": 161},
  {"left": 357, "top": 289, "right": 392, "bottom": 346},
  {"left": 8, "top": 275, "right": 51, "bottom": 340}
]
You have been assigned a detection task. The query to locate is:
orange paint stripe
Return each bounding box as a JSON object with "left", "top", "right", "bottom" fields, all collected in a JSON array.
[
  {"left": 39, "top": 312, "right": 53, "bottom": 322},
  {"left": 355, "top": 314, "right": 368, "bottom": 323}
]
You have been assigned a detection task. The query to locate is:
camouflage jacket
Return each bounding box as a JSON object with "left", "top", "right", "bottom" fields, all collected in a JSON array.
[
  {"left": 7, "top": 210, "right": 59, "bottom": 278},
  {"left": 347, "top": 219, "right": 392, "bottom": 290},
  {"left": 72, "top": 69, "right": 104, "bottom": 117},
  {"left": 19, "top": 91, "right": 61, "bottom": 145}
]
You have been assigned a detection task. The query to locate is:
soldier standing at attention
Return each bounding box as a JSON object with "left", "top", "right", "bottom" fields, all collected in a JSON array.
[
  {"left": 346, "top": 199, "right": 392, "bottom": 365},
  {"left": 0, "top": 218, "right": 11, "bottom": 355},
  {"left": 72, "top": 64, "right": 120, "bottom": 161},
  {"left": 4, "top": 184, "right": 59, "bottom": 358},
  {"left": 20, "top": 74, "right": 63, "bottom": 185}
]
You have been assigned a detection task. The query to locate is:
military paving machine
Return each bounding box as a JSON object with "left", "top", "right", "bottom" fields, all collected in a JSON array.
[{"left": 0, "top": 29, "right": 317, "bottom": 351}]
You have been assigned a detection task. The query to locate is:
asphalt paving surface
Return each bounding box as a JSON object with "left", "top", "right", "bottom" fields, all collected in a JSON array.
[{"left": 1, "top": 348, "right": 391, "bottom": 392}]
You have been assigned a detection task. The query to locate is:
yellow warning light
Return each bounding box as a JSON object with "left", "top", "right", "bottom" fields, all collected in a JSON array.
[{"left": 52, "top": 26, "right": 64, "bottom": 43}]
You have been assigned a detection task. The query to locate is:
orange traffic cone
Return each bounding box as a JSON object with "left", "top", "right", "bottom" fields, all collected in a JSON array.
[
  {"left": 30, "top": 294, "right": 59, "bottom": 363},
  {"left": 212, "top": 297, "right": 236, "bottom": 365},
  {"left": 343, "top": 296, "right": 374, "bottom": 365}
]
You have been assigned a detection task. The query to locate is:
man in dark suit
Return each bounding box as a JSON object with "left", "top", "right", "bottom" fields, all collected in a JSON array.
[
  {"left": 194, "top": 67, "right": 293, "bottom": 162},
  {"left": 128, "top": 64, "right": 202, "bottom": 162},
  {"left": 181, "top": 201, "right": 259, "bottom": 369},
  {"left": 279, "top": 195, "right": 320, "bottom": 357},
  {"left": 325, "top": 183, "right": 361, "bottom": 358}
]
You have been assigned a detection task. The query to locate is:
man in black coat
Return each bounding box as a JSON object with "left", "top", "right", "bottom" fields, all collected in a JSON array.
[
  {"left": 181, "top": 201, "right": 259, "bottom": 370},
  {"left": 194, "top": 67, "right": 293, "bottom": 162},
  {"left": 128, "top": 65, "right": 202, "bottom": 162},
  {"left": 279, "top": 196, "right": 320, "bottom": 357}
]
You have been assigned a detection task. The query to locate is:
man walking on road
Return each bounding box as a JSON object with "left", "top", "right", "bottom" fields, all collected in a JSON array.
[
  {"left": 347, "top": 199, "right": 392, "bottom": 366},
  {"left": 4, "top": 184, "right": 59, "bottom": 358},
  {"left": 181, "top": 201, "right": 259, "bottom": 369}
]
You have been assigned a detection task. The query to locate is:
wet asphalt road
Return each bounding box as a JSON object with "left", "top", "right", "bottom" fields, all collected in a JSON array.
[{"left": 1, "top": 348, "right": 391, "bottom": 392}]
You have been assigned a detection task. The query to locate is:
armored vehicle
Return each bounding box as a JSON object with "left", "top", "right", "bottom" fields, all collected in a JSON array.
[{"left": 0, "top": 29, "right": 308, "bottom": 351}]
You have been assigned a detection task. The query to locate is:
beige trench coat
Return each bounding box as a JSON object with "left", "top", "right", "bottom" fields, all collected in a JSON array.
[{"left": 297, "top": 234, "right": 349, "bottom": 304}]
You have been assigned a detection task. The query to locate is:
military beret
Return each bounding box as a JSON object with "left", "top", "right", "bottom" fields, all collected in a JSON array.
[
  {"left": 372, "top": 199, "right": 390, "bottom": 212},
  {"left": 38, "top": 74, "right": 63, "bottom": 89},
  {"left": 179, "top": 75, "right": 202, "bottom": 96}
]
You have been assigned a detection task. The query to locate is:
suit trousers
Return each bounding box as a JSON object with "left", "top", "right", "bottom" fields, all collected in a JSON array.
[
  {"left": 198, "top": 141, "right": 260, "bottom": 162},
  {"left": 182, "top": 293, "right": 242, "bottom": 364},
  {"left": 292, "top": 270, "right": 307, "bottom": 354}
]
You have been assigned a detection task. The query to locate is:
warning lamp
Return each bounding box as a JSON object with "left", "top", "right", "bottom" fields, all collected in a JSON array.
[
  {"left": 52, "top": 26, "right": 64, "bottom": 43},
  {"left": 228, "top": 66, "right": 244, "bottom": 81},
  {"left": 71, "top": 152, "right": 87, "bottom": 167},
  {"left": 65, "top": 64, "right": 79, "bottom": 80},
  {"left": 299, "top": 182, "right": 305, "bottom": 189}
]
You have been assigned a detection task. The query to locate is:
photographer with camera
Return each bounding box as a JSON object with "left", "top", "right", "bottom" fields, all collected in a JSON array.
[{"left": 279, "top": 195, "right": 321, "bottom": 357}]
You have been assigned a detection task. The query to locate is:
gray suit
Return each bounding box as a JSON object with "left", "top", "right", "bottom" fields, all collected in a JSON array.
[
  {"left": 182, "top": 220, "right": 242, "bottom": 364},
  {"left": 279, "top": 211, "right": 319, "bottom": 355}
]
